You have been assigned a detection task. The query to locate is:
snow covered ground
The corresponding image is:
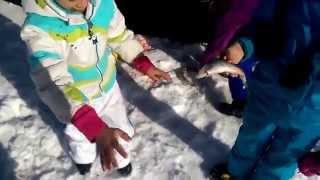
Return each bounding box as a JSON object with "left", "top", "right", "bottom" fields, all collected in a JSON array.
[{"left": 0, "top": 1, "right": 317, "bottom": 180}]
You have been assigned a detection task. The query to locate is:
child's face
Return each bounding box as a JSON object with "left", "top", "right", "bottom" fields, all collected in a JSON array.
[{"left": 58, "top": 0, "right": 89, "bottom": 12}]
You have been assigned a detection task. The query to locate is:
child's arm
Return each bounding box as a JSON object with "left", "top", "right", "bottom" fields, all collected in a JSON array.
[
  {"left": 106, "top": 5, "right": 171, "bottom": 82},
  {"left": 201, "top": 0, "right": 260, "bottom": 65},
  {"left": 106, "top": 7, "right": 144, "bottom": 64},
  {"left": 280, "top": 0, "right": 313, "bottom": 66},
  {"left": 279, "top": 0, "right": 314, "bottom": 89},
  {"left": 21, "top": 27, "right": 76, "bottom": 122}
]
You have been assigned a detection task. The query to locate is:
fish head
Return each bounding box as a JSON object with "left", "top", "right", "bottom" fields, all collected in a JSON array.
[{"left": 196, "top": 64, "right": 213, "bottom": 79}]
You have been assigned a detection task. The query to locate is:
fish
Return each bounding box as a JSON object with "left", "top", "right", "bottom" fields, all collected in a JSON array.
[{"left": 196, "top": 60, "right": 247, "bottom": 87}]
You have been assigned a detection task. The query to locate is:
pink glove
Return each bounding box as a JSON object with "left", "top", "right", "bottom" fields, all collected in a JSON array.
[{"left": 131, "top": 55, "right": 155, "bottom": 75}]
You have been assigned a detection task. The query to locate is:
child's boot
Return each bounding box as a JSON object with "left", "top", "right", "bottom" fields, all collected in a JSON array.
[
  {"left": 117, "top": 163, "right": 132, "bottom": 177},
  {"left": 217, "top": 100, "right": 245, "bottom": 118},
  {"left": 75, "top": 163, "right": 92, "bottom": 175}
]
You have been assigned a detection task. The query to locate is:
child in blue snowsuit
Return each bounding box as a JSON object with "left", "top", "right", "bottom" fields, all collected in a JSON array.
[
  {"left": 220, "top": 57, "right": 257, "bottom": 118},
  {"left": 216, "top": 0, "right": 286, "bottom": 118},
  {"left": 198, "top": 0, "right": 260, "bottom": 118},
  {"left": 210, "top": 0, "right": 320, "bottom": 179}
]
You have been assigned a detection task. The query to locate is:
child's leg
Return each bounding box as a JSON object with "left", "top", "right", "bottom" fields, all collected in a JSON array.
[
  {"left": 252, "top": 128, "right": 319, "bottom": 180},
  {"left": 228, "top": 80, "right": 279, "bottom": 178},
  {"left": 228, "top": 110, "right": 276, "bottom": 178},
  {"left": 64, "top": 124, "right": 97, "bottom": 165},
  {"left": 95, "top": 83, "right": 135, "bottom": 169},
  {"left": 64, "top": 82, "right": 134, "bottom": 172}
]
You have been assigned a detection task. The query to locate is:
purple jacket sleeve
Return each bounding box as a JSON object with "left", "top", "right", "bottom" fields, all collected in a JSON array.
[{"left": 201, "top": 0, "right": 260, "bottom": 65}]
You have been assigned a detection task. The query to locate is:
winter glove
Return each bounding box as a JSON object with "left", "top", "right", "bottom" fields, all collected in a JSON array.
[
  {"left": 298, "top": 152, "right": 320, "bottom": 177},
  {"left": 131, "top": 55, "right": 155, "bottom": 75}
]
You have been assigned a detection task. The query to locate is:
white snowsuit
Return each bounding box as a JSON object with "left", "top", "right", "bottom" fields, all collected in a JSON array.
[{"left": 20, "top": 0, "right": 142, "bottom": 168}]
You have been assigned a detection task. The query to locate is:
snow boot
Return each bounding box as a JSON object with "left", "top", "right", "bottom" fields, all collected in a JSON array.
[
  {"left": 117, "top": 163, "right": 132, "bottom": 177},
  {"left": 75, "top": 163, "right": 92, "bottom": 175},
  {"left": 217, "top": 100, "right": 245, "bottom": 118}
]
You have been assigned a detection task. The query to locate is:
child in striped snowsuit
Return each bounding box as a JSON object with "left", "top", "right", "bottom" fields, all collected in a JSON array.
[{"left": 20, "top": 0, "right": 170, "bottom": 176}]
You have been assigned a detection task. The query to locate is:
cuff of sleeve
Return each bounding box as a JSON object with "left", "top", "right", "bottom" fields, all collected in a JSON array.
[
  {"left": 71, "top": 105, "right": 106, "bottom": 142},
  {"left": 238, "top": 37, "right": 254, "bottom": 61},
  {"left": 132, "top": 55, "right": 155, "bottom": 74},
  {"left": 118, "top": 39, "right": 144, "bottom": 63}
]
